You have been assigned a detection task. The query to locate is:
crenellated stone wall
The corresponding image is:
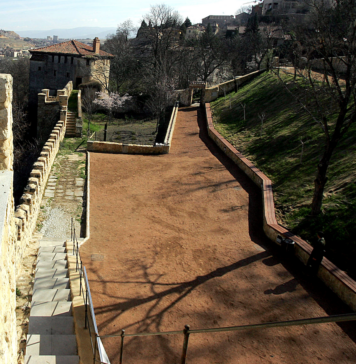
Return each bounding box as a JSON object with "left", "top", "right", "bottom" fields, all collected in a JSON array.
[
  {"left": 37, "top": 81, "right": 72, "bottom": 144},
  {"left": 0, "top": 74, "right": 17, "bottom": 364},
  {"left": 1, "top": 73, "right": 70, "bottom": 363}
]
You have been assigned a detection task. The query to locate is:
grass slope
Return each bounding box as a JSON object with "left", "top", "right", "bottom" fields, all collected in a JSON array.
[{"left": 211, "top": 72, "right": 356, "bottom": 278}]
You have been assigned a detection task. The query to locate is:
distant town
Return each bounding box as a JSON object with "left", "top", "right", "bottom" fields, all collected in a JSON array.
[{"left": 0, "top": 29, "right": 98, "bottom": 59}]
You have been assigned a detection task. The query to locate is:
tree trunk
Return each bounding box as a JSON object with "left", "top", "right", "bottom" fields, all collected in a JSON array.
[{"left": 311, "top": 145, "right": 334, "bottom": 216}]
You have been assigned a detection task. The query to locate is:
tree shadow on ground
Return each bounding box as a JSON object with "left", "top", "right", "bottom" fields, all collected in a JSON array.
[{"left": 178, "top": 105, "right": 356, "bottom": 343}]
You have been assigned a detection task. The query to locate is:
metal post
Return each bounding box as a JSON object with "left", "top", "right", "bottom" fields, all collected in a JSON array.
[
  {"left": 104, "top": 123, "right": 107, "bottom": 142},
  {"left": 181, "top": 325, "right": 190, "bottom": 364},
  {"left": 76, "top": 241, "right": 79, "bottom": 272},
  {"left": 79, "top": 268, "right": 82, "bottom": 295},
  {"left": 119, "top": 329, "right": 125, "bottom": 364},
  {"left": 93, "top": 334, "right": 98, "bottom": 364},
  {"left": 84, "top": 290, "right": 88, "bottom": 329}
]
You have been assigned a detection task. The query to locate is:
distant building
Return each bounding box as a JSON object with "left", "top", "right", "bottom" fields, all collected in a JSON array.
[
  {"left": 28, "top": 37, "right": 114, "bottom": 120},
  {"left": 202, "top": 15, "right": 234, "bottom": 28},
  {"left": 252, "top": 3, "right": 263, "bottom": 16},
  {"left": 47, "top": 36, "right": 53, "bottom": 40},
  {"left": 235, "top": 12, "right": 250, "bottom": 25},
  {"left": 261, "top": 0, "right": 304, "bottom": 15},
  {"left": 185, "top": 24, "right": 205, "bottom": 40},
  {"left": 53, "top": 35, "right": 58, "bottom": 43}
]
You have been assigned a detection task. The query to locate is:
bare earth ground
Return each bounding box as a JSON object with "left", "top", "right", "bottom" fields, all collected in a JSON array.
[{"left": 81, "top": 106, "right": 356, "bottom": 364}]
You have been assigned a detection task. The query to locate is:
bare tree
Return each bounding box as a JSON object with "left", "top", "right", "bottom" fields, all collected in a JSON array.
[
  {"left": 278, "top": 0, "right": 356, "bottom": 216},
  {"left": 102, "top": 20, "right": 140, "bottom": 93}
]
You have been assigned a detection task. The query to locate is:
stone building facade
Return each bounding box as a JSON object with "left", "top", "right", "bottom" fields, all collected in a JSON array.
[{"left": 28, "top": 37, "right": 113, "bottom": 127}]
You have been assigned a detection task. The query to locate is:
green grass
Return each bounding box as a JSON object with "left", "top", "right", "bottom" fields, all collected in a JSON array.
[
  {"left": 83, "top": 112, "right": 158, "bottom": 145},
  {"left": 68, "top": 90, "right": 78, "bottom": 114},
  {"left": 211, "top": 71, "right": 356, "bottom": 278}
]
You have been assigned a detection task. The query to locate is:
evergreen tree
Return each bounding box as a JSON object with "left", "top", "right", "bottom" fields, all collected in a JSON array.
[{"left": 184, "top": 17, "right": 192, "bottom": 28}]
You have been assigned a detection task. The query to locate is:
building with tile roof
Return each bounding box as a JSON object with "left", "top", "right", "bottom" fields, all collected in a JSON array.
[{"left": 29, "top": 37, "right": 114, "bottom": 119}]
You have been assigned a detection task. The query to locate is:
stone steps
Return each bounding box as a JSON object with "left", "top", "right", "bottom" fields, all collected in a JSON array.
[
  {"left": 65, "top": 111, "right": 78, "bottom": 137},
  {"left": 25, "top": 239, "right": 79, "bottom": 364}
]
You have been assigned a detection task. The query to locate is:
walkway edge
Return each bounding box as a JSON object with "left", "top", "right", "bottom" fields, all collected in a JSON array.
[
  {"left": 205, "top": 103, "right": 356, "bottom": 311},
  {"left": 79, "top": 151, "right": 90, "bottom": 248}
]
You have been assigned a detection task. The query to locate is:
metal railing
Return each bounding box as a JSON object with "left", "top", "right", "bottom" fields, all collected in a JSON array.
[
  {"left": 99, "top": 309, "right": 356, "bottom": 364},
  {"left": 70, "top": 218, "right": 110, "bottom": 364},
  {"left": 70, "top": 225, "right": 356, "bottom": 364}
]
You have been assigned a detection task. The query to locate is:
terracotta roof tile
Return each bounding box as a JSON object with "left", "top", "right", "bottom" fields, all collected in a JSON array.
[{"left": 29, "top": 40, "right": 113, "bottom": 58}]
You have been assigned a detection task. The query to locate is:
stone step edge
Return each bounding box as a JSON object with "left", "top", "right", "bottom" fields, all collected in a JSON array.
[
  {"left": 24, "top": 355, "right": 80, "bottom": 364},
  {"left": 66, "top": 241, "right": 93, "bottom": 364}
]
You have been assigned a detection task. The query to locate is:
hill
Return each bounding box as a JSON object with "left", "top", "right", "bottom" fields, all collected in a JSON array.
[
  {"left": 17, "top": 27, "right": 117, "bottom": 40},
  {"left": 210, "top": 71, "right": 356, "bottom": 278},
  {"left": 0, "top": 30, "right": 20, "bottom": 39}
]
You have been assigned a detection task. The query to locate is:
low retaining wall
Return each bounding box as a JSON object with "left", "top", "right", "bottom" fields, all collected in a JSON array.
[
  {"left": 87, "top": 102, "right": 179, "bottom": 155},
  {"left": 204, "top": 70, "right": 265, "bottom": 104},
  {"left": 205, "top": 103, "right": 356, "bottom": 311}
]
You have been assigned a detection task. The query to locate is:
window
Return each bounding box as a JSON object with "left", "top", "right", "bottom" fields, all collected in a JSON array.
[
  {"left": 65, "top": 56, "right": 68, "bottom": 63},
  {"left": 54, "top": 70, "right": 57, "bottom": 76},
  {"left": 86, "top": 59, "right": 90, "bottom": 66},
  {"left": 67, "top": 72, "right": 70, "bottom": 78},
  {"left": 58, "top": 55, "right": 61, "bottom": 63},
  {"left": 52, "top": 55, "right": 54, "bottom": 62},
  {"left": 71, "top": 57, "right": 74, "bottom": 64},
  {"left": 38, "top": 66, "right": 41, "bottom": 71}
]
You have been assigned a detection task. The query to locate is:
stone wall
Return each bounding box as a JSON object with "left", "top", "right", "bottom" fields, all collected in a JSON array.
[
  {"left": 204, "top": 70, "right": 265, "bottom": 104},
  {"left": 14, "top": 116, "right": 67, "bottom": 260},
  {"left": 87, "top": 102, "right": 179, "bottom": 155},
  {"left": 0, "top": 74, "right": 17, "bottom": 364},
  {"left": 173, "top": 70, "right": 265, "bottom": 107},
  {"left": 37, "top": 81, "right": 72, "bottom": 144},
  {"left": 205, "top": 103, "right": 356, "bottom": 311}
]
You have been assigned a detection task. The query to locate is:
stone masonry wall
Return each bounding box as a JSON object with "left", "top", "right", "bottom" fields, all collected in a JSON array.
[
  {"left": 0, "top": 74, "right": 17, "bottom": 364},
  {"left": 1, "top": 73, "right": 69, "bottom": 363},
  {"left": 37, "top": 81, "right": 72, "bottom": 144}
]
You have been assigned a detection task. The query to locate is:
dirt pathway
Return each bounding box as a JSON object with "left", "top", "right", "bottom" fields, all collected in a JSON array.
[{"left": 81, "top": 106, "right": 356, "bottom": 364}]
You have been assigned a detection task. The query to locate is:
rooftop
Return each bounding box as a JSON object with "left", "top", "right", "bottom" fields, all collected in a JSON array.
[{"left": 29, "top": 39, "right": 113, "bottom": 58}]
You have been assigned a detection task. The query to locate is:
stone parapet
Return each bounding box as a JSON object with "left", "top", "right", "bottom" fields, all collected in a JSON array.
[
  {"left": 0, "top": 73, "right": 16, "bottom": 364},
  {"left": 0, "top": 74, "right": 13, "bottom": 170},
  {"left": 87, "top": 102, "right": 179, "bottom": 155},
  {"left": 204, "top": 70, "right": 265, "bottom": 104},
  {"left": 204, "top": 102, "right": 356, "bottom": 311}
]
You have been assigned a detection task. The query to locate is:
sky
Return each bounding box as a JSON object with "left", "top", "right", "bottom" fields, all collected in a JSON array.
[{"left": 1, "top": 0, "right": 251, "bottom": 31}]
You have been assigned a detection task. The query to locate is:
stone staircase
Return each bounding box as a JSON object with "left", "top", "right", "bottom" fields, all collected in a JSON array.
[
  {"left": 25, "top": 238, "right": 79, "bottom": 364},
  {"left": 65, "top": 112, "right": 77, "bottom": 138}
]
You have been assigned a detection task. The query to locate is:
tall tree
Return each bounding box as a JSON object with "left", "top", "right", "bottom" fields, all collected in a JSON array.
[{"left": 280, "top": 0, "right": 356, "bottom": 215}]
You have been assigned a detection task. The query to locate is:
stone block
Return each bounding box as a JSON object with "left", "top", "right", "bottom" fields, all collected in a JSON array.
[
  {"left": 0, "top": 106, "right": 13, "bottom": 140},
  {"left": 34, "top": 162, "right": 45, "bottom": 172},
  {"left": 0, "top": 74, "right": 13, "bottom": 105},
  {"left": 30, "top": 169, "right": 43, "bottom": 184}
]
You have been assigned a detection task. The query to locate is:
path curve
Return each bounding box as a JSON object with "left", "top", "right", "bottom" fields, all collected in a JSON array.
[{"left": 81, "top": 106, "right": 356, "bottom": 364}]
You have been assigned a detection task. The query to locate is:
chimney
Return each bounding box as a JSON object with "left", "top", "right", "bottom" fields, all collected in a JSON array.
[{"left": 93, "top": 37, "right": 100, "bottom": 54}]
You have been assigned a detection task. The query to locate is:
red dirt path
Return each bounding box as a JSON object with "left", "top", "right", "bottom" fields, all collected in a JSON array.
[{"left": 81, "top": 106, "right": 356, "bottom": 364}]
